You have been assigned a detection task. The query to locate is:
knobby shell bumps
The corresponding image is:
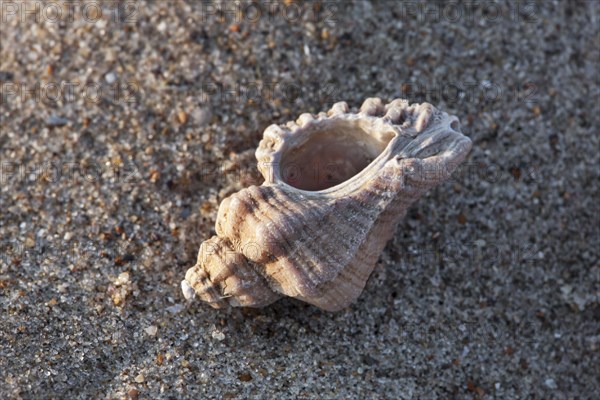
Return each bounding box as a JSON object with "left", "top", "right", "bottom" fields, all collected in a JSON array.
[{"left": 181, "top": 98, "right": 472, "bottom": 311}]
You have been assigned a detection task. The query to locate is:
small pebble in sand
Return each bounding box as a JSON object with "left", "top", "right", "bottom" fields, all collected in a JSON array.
[
  {"left": 166, "top": 304, "right": 184, "bottom": 314},
  {"left": 115, "top": 272, "right": 130, "bottom": 286},
  {"left": 46, "top": 115, "right": 69, "bottom": 127},
  {"left": 544, "top": 378, "right": 558, "bottom": 390},
  {"left": 177, "top": 110, "right": 188, "bottom": 124},
  {"left": 212, "top": 330, "right": 225, "bottom": 341},
  {"left": 145, "top": 325, "right": 158, "bottom": 336},
  {"left": 105, "top": 72, "right": 117, "bottom": 84}
]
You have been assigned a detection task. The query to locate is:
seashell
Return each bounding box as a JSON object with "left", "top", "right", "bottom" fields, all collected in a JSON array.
[{"left": 182, "top": 98, "right": 472, "bottom": 311}]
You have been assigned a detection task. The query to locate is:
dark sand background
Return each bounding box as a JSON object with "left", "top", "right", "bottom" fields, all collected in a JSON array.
[{"left": 1, "top": 1, "right": 599, "bottom": 398}]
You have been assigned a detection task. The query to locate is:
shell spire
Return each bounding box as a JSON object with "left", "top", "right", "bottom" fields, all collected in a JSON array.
[{"left": 183, "top": 98, "right": 472, "bottom": 311}]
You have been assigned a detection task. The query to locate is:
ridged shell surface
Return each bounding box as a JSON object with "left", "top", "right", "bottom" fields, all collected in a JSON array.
[{"left": 182, "top": 98, "right": 472, "bottom": 311}]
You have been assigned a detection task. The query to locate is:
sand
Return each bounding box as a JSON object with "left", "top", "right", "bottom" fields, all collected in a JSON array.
[{"left": 1, "top": 1, "right": 598, "bottom": 398}]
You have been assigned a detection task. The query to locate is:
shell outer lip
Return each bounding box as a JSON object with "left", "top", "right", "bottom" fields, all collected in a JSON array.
[{"left": 257, "top": 104, "right": 470, "bottom": 198}]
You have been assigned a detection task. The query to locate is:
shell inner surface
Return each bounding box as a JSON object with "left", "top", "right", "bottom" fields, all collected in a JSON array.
[{"left": 280, "top": 119, "right": 395, "bottom": 191}]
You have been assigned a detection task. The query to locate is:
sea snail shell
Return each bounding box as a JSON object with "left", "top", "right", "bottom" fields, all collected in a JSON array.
[{"left": 182, "top": 98, "right": 472, "bottom": 311}]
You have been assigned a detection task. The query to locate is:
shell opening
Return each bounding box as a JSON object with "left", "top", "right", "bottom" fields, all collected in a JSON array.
[{"left": 280, "top": 120, "right": 394, "bottom": 191}]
